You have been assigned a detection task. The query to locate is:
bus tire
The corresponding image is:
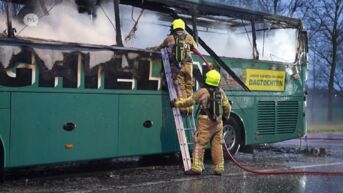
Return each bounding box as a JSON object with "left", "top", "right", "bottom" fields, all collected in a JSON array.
[{"left": 223, "top": 117, "right": 242, "bottom": 157}]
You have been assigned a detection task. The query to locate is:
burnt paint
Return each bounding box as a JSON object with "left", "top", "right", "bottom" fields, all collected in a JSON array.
[{"left": 0, "top": 46, "right": 160, "bottom": 91}]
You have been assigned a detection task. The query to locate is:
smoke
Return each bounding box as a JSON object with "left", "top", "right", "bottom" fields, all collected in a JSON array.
[
  {"left": 2, "top": 0, "right": 116, "bottom": 45},
  {"left": 0, "top": 13, "right": 6, "bottom": 35},
  {"left": 198, "top": 26, "right": 297, "bottom": 62},
  {"left": 88, "top": 50, "right": 113, "bottom": 68},
  {"left": 0, "top": 1, "right": 170, "bottom": 47},
  {"left": 0, "top": 46, "right": 21, "bottom": 68},
  {"left": 257, "top": 29, "right": 297, "bottom": 63},
  {"left": 198, "top": 29, "right": 253, "bottom": 59},
  {"left": 120, "top": 6, "right": 297, "bottom": 63},
  {"left": 34, "top": 48, "right": 64, "bottom": 69},
  {"left": 119, "top": 5, "right": 170, "bottom": 48},
  {"left": 0, "top": 1, "right": 297, "bottom": 63}
]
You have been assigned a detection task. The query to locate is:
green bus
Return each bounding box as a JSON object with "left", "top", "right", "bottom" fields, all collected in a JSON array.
[{"left": 0, "top": 0, "right": 307, "bottom": 173}]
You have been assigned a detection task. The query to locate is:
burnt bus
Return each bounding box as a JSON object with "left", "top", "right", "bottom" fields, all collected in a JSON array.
[{"left": 0, "top": 0, "right": 307, "bottom": 172}]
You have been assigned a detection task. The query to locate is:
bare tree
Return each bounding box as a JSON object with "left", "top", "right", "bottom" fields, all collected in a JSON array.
[
  {"left": 334, "top": 48, "right": 343, "bottom": 94},
  {"left": 256, "top": 0, "right": 280, "bottom": 14},
  {"left": 214, "top": 0, "right": 306, "bottom": 16},
  {"left": 305, "top": 0, "right": 343, "bottom": 122}
]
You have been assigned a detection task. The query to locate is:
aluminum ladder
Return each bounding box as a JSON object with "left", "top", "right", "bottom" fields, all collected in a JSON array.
[{"left": 161, "top": 48, "right": 197, "bottom": 172}]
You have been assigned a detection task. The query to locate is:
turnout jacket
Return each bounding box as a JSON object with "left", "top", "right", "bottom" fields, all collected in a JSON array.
[{"left": 175, "top": 87, "right": 231, "bottom": 120}]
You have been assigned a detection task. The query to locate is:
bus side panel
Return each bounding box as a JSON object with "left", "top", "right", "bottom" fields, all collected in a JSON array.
[
  {"left": 228, "top": 95, "right": 257, "bottom": 145},
  {"left": 0, "top": 110, "right": 9, "bottom": 168},
  {"left": 0, "top": 92, "right": 10, "bottom": 109},
  {"left": 0, "top": 92, "right": 10, "bottom": 168},
  {"left": 117, "top": 94, "right": 178, "bottom": 156},
  {"left": 9, "top": 92, "right": 118, "bottom": 167}
]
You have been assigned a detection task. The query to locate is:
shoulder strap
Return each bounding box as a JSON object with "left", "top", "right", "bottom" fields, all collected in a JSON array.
[{"left": 181, "top": 33, "right": 187, "bottom": 40}]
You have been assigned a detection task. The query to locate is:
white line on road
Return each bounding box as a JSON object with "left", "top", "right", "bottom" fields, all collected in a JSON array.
[{"left": 291, "top": 162, "right": 343, "bottom": 169}]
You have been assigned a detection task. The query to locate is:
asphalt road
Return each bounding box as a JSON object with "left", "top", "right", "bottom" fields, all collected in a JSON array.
[{"left": 1, "top": 132, "right": 343, "bottom": 193}]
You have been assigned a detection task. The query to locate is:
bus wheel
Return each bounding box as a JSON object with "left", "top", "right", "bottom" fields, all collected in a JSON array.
[{"left": 223, "top": 118, "right": 242, "bottom": 156}]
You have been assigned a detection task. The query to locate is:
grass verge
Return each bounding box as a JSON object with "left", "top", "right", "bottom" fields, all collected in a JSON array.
[{"left": 308, "top": 124, "right": 343, "bottom": 133}]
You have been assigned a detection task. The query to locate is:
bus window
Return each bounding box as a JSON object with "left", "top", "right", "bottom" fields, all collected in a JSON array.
[
  {"left": 256, "top": 28, "right": 297, "bottom": 63},
  {"left": 196, "top": 16, "right": 253, "bottom": 59},
  {"left": 220, "top": 68, "right": 245, "bottom": 91},
  {"left": 195, "top": 15, "right": 297, "bottom": 63}
]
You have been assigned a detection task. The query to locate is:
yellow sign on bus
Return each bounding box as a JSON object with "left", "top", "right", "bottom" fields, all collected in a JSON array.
[{"left": 245, "top": 69, "right": 285, "bottom": 91}]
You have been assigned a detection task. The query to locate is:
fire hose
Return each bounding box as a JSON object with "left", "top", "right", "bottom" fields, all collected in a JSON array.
[
  {"left": 192, "top": 48, "right": 212, "bottom": 70},
  {"left": 222, "top": 143, "right": 343, "bottom": 175}
]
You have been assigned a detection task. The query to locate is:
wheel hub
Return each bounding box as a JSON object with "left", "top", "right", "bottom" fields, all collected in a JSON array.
[{"left": 223, "top": 125, "right": 236, "bottom": 150}]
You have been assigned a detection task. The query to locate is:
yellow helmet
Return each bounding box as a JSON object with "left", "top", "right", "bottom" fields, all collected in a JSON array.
[
  {"left": 205, "top": 70, "right": 221, "bottom": 87},
  {"left": 172, "top": 19, "right": 185, "bottom": 30}
]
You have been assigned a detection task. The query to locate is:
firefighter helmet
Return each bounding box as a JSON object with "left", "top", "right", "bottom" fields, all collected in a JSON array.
[
  {"left": 205, "top": 70, "right": 221, "bottom": 87},
  {"left": 172, "top": 19, "right": 185, "bottom": 30}
]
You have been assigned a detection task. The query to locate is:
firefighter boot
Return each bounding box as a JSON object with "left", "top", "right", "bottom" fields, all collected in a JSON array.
[
  {"left": 214, "top": 162, "right": 224, "bottom": 176},
  {"left": 190, "top": 157, "right": 203, "bottom": 175},
  {"left": 185, "top": 170, "right": 202, "bottom": 176},
  {"left": 173, "top": 79, "right": 189, "bottom": 116},
  {"left": 191, "top": 124, "right": 210, "bottom": 174}
]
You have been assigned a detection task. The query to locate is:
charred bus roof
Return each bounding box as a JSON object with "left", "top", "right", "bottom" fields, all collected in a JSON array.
[{"left": 121, "top": 0, "right": 303, "bottom": 29}]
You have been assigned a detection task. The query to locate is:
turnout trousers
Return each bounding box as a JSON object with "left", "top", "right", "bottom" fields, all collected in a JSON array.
[
  {"left": 171, "top": 62, "right": 193, "bottom": 114},
  {"left": 192, "top": 116, "right": 225, "bottom": 174}
]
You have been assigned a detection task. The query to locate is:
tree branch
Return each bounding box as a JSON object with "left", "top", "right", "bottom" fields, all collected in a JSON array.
[{"left": 311, "top": 46, "right": 332, "bottom": 66}]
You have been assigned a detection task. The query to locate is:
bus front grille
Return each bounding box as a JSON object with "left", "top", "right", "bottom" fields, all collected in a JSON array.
[{"left": 257, "top": 100, "right": 298, "bottom": 135}]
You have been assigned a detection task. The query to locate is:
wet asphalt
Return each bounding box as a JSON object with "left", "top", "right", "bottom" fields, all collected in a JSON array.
[{"left": 1, "top": 132, "right": 343, "bottom": 193}]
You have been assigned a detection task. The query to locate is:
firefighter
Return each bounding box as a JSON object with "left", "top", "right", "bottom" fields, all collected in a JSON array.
[
  {"left": 171, "top": 70, "right": 231, "bottom": 175},
  {"left": 158, "top": 18, "right": 198, "bottom": 115}
]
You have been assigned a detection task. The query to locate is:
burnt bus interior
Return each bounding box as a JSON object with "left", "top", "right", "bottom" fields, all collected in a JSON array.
[{"left": 0, "top": 0, "right": 307, "bottom": 90}]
